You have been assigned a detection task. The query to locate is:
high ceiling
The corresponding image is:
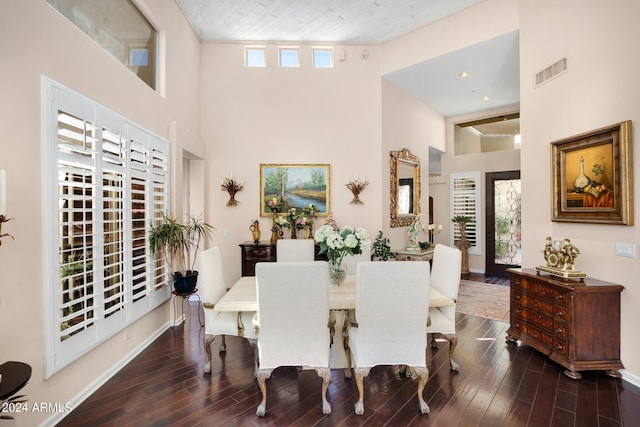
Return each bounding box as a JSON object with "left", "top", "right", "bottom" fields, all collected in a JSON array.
[
  {"left": 175, "top": 0, "right": 483, "bottom": 43},
  {"left": 175, "top": 0, "right": 519, "bottom": 118}
]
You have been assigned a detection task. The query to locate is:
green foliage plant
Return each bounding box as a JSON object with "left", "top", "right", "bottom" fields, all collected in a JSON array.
[
  {"left": 148, "top": 213, "right": 215, "bottom": 275},
  {"left": 371, "top": 230, "right": 396, "bottom": 261}
]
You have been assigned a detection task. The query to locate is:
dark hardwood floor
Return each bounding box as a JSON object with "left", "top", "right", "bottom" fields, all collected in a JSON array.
[{"left": 57, "top": 275, "right": 639, "bottom": 427}]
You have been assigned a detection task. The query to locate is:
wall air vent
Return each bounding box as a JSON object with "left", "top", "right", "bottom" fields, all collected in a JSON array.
[{"left": 534, "top": 58, "right": 567, "bottom": 87}]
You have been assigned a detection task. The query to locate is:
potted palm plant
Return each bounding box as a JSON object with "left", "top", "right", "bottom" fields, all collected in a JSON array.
[{"left": 148, "top": 213, "right": 215, "bottom": 294}]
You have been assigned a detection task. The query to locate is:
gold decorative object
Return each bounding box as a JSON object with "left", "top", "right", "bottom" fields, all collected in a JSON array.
[
  {"left": 221, "top": 175, "right": 244, "bottom": 207},
  {"left": 535, "top": 237, "right": 586, "bottom": 280},
  {"left": 250, "top": 220, "right": 261, "bottom": 244},
  {"left": 0, "top": 215, "right": 14, "bottom": 246},
  {"left": 345, "top": 175, "right": 369, "bottom": 204}
]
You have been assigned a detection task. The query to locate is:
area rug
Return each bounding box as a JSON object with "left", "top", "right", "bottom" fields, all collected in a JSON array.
[{"left": 456, "top": 280, "right": 510, "bottom": 322}]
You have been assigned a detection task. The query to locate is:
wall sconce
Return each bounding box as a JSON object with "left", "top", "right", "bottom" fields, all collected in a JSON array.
[
  {"left": 0, "top": 169, "right": 13, "bottom": 245},
  {"left": 221, "top": 174, "right": 243, "bottom": 207},
  {"left": 345, "top": 174, "right": 369, "bottom": 204},
  {"left": 428, "top": 223, "right": 443, "bottom": 246}
]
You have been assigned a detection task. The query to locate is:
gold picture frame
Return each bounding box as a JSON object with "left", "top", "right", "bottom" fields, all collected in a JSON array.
[
  {"left": 551, "top": 120, "right": 633, "bottom": 224},
  {"left": 260, "top": 164, "right": 330, "bottom": 217}
]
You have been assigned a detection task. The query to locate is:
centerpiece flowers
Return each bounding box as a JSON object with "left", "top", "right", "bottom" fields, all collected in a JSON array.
[{"left": 315, "top": 224, "right": 371, "bottom": 285}]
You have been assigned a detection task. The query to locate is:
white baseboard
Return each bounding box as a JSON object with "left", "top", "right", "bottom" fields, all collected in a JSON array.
[
  {"left": 41, "top": 321, "right": 171, "bottom": 427},
  {"left": 621, "top": 369, "right": 640, "bottom": 388}
]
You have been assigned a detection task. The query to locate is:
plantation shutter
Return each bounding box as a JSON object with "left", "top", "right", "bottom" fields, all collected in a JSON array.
[
  {"left": 450, "top": 172, "right": 481, "bottom": 255},
  {"left": 42, "top": 77, "right": 170, "bottom": 377}
]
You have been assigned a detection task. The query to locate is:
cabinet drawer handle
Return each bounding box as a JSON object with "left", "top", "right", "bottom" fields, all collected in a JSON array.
[
  {"left": 555, "top": 328, "right": 563, "bottom": 335},
  {"left": 555, "top": 294, "right": 564, "bottom": 301},
  {"left": 556, "top": 311, "right": 564, "bottom": 317},
  {"left": 253, "top": 250, "right": 266, "bottom": 256},
  {"left": 514, "top": 295, "right": 521, "bottom": 300}
]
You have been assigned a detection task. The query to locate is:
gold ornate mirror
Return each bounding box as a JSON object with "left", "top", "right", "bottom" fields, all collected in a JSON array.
[{"left": 390, "top": 148, "right": 421, "bottom": 227}]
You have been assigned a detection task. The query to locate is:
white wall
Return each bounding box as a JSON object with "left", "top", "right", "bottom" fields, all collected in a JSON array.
[
  {"left": 199, "top": 43, "right": 384, "bottom": 283},
  {"left": 380, "top": 0, "right": 519, "bottom": 75},
  {"left": 519, "top": 0, "right": 640, "bottom": 382},
  {"left": 381, "top": 81, "right": 446, "bottom": 248},
  {"left": 0, "top": 1, "right": 202, "bottom": 425}
]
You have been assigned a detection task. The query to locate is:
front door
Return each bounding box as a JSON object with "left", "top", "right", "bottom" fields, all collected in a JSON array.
[{"left": 485, "top": 171, "right": 521, "bottom": 276}]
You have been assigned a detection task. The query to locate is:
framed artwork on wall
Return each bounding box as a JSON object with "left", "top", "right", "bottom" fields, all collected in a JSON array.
[
  {"left": 260, "top": 164, "right": 330, "bottom": 217},
  {"left": 551, "top": 120, "right": 633, "bottom": 224}
]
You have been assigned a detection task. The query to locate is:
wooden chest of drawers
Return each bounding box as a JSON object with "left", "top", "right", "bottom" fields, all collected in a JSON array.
[
  {"left": 506, "top": 268, "right": 624, "bottom": 379},
  {"left": 239, "top": 241, "right": 328, "bottom": 276}
]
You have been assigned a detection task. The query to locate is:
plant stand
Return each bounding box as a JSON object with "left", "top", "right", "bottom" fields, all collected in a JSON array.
[
  {"left": 172, "top": 289, "right": 203, "bottom": 330},
  {"left": 455, "top": 238, "right": 471, "bottom": 275}
]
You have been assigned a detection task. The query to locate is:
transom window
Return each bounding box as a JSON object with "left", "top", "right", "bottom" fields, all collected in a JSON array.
[
  {"left": 313, "top": 48, "right": 333, "bottom": 68},
  {"left": 246, "top": 47, "right": 266, "bottom": 67},
  {"left": 279, "top": 47, "right": 300, "bottom": 67}
]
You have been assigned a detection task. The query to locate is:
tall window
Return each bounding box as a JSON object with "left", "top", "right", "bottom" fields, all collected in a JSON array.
[
  {"left": 450, "top": 172, "right": 481, "bottom": 255},
  {"left": 42, "top": 77, "right": 170, "bottom": 378},
  {"left": 47, "top": 0, "right": 158, "bottom": 90}
]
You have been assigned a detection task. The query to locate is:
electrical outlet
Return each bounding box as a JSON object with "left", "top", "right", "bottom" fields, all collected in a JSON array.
[{"left": 615, "top": 243, "right": 635, "bottom": 258}]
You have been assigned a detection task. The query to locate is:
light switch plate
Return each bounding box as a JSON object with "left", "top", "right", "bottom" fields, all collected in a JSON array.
[{"left": 615, "top": 243, "right": 635, "bottom": 258}]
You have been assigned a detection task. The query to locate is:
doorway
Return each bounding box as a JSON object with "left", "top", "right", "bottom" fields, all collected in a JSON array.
[{"left": 485, "top": 171, "right": 521, "bottom": 276}]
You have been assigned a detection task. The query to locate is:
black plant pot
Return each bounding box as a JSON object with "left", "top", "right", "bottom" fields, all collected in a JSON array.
[{"left": 173, "top": 270, "right": 198, "bottom": 294}]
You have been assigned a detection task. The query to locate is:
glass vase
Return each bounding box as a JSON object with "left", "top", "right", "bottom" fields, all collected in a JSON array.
[{"left": 328, "top": 259, "right": 346, "bottom": 286}]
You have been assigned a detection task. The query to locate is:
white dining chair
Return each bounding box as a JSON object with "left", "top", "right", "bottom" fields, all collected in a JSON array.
[
  {"left": 427, "top": 243, "right": 462, "bottom": 371},
  {"left": 254, "top": 261, "right": 331, "bottom": 417},
  {"left": 345, "top": 261, "right": 431, "bottom": 415},
  {"left": 197, "top": 247, "right": 257, "bottom": 374},
  {"left": 276, "top": 238, "right": 315, "bottom": 261}
]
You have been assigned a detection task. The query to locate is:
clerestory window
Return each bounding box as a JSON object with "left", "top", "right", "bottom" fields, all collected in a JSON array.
[{"left": 47, "top": 0, "right": 158, "bottom": 90}]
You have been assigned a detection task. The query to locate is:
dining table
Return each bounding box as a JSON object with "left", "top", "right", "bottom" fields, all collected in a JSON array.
[
  {"left": 216, "top": 275, "right": 455, "bottom": 312},
  {"left": 215, "top": 274, "right": 455, "bottom": 369}
]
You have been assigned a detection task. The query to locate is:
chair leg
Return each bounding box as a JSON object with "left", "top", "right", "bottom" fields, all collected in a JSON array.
[
  {"left": 343, "top": 310, "right": 355, "bottom": 379},
  {"left": 343, "top": 335, "right": 352, "bottom": 379},
  {"left": 256, "top": 368, "right": 272, "bottom": 417},
  {"left": 354, "top": 367, "right": 370, "bottom": 415},
  {"left": 248, "top": 338, "right": 258, "bottom": 378},
  {"left": 408, "top": 366, "right": 430, "bottom": 414},
  {"left": 219, "top": 334, "right": 227, "bottom": 352},
  {"left": 444, "top": 333, "right": 459, "bottom": 371},
  {"left": 203, "top": 334, "right": 214, "bottom": 374},
  {"left": 315, "top": 367, "right": 332, "bottom": 414}
]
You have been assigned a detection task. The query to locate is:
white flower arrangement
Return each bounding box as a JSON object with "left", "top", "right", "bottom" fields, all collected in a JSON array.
[{"left": 315, "top": 224, "right": 371, "bottom": 269}]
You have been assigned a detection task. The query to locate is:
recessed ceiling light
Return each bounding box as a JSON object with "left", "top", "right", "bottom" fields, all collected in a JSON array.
[
  {"left": 458, "top": 72, "right": 469, "bottom": 78},
  {"left": 482, "top": 96, "right": 490, "bottom": 101}
]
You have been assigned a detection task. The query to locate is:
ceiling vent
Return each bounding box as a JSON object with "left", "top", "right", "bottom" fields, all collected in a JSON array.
[{"left": 534, "top": 58, "right": 567, "bottom": 87}]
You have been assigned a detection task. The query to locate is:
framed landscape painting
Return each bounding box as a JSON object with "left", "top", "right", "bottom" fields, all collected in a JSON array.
[
  {"left": 551, "top": 120, "right": 633, "bottom": 224},
  {"left": 260, "top": 164, "right": 330, "bottom": 217}
]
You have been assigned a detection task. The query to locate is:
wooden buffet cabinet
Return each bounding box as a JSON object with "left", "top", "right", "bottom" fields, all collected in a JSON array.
[
  {"left": 506, "top": 268, "right": 624, "bottom": 380},
  {"left": 239, "top": 241, "right": 328, "bottom": 276}
]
